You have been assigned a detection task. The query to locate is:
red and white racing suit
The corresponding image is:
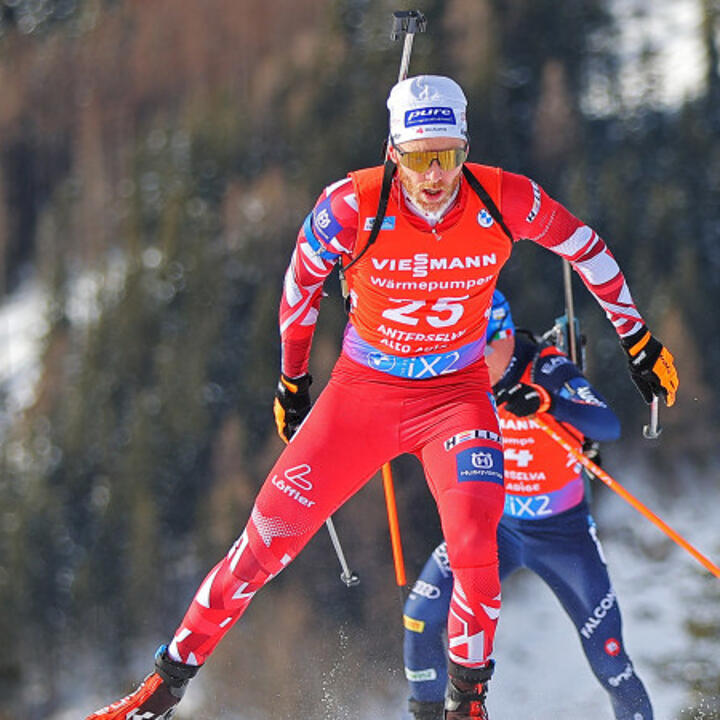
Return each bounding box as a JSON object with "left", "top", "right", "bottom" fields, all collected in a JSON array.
[{"left": 166, "top": 164, "right": 645, "bottom": 672}]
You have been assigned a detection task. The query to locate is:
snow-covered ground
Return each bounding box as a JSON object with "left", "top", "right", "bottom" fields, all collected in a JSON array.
[
  {"left": 0, "top": 259, "right": 126, "bottom": 436},
  {"left": 583, "top": 0, "right": 707, "bottom": 116},
  {"left": 612, "top": 0, "right": 706, "bottom": 108},
  {"left": 0, "top": 278, "right": 47, "bottom": 426}
]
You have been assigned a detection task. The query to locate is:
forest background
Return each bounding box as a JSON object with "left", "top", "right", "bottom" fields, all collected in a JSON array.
[{"left": 1, "top": 1, "right": 719, "bottom": 718}]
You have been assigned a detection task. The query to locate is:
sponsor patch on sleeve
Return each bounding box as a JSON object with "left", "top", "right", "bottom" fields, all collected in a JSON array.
[
  {"left": 312, "top": 198, "right": 344, "bottom": 243},
  {"left": 403, "top": 614, "right": 426, "bottom": 633},
  {"left": 456, "top": 446, "right": 504, "bottom": 484},
  {"left": 363, "top": 216, "right": 396, "bottom": 232},
  {"left": 405, "top": 667, "right": 438, "bottom": 682},
  {"left": 444, "top": 429, "right": 502, "bottom": 451}
]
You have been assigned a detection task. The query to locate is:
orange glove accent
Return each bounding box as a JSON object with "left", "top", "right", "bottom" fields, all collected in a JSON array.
[
  {"left": 621, "top": 327, "right": 678, "bottom": 407},
  {"left": 273, "top": 373, "right": 312, "bottom": 442}
]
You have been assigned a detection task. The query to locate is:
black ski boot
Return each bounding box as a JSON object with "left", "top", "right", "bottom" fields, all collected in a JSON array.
[
  {"left": 408, "top": 697, "right": 445, "bottom": 720},
  {"left": 443, "top": 660, "right": 494, "bottom": 720}
]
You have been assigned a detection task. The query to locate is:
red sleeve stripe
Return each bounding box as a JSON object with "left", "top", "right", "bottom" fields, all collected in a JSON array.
[
  {"left": 601, "top": 296, "right": 643, "bottom": 323},
  {"left": 574, "top": 247, "right": 622, "bottom": 287},
  {"left": 324, "top": 177, "right": 353, "bottom": 197},
  {"left": 282, "top": 253, "right": 304, "bottom": 307},
  {"left": 546, "top": 225, "right": 596, "bottom": 258},
  {"left": 279, "top": 276, "right": 323, "bottom": 334},
  {"left": 298, "top": 239, "right": 336, "bottom": 277}
]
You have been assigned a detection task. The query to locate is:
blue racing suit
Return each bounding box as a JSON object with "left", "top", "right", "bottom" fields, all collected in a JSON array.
[{"left": 403, "top": 332, "right": 654, "bottom": 720}]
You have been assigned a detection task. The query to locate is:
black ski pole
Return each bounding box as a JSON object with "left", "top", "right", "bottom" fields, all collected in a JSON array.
[{"left": 562, "top": 259, "right": 579, "bottom": 365}]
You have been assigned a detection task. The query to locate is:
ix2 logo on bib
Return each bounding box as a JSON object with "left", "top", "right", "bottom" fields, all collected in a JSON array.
[{"left": 456, "top": 446, "right": 504, "bottom": 485}]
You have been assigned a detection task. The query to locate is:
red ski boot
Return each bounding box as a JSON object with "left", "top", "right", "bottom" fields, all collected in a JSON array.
[{"left": 85, "top": 645, "right": 199, "bottom": 720}]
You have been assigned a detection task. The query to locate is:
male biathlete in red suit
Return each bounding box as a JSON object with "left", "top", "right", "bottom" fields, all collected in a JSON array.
[{"left": 85, "top": 75, "right": 678, "bottom": 720}]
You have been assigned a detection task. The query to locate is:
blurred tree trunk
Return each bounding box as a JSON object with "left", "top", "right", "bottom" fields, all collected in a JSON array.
[{"left": 703, "top": 0, "right": 720, "bottom": 108}]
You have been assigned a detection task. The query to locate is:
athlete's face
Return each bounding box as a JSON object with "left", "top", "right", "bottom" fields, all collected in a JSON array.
[{"left": 389, "top": 138, "right": 466, "bottom": 214}]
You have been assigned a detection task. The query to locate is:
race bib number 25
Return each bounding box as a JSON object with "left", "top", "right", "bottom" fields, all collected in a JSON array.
[{"left": 382, "top": 295, "right": 469, "bottom": 328}]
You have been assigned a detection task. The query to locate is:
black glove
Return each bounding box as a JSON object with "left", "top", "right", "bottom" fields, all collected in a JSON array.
[
  {"left": 495, "top": 382, "right": 553, "bottom": 417},
  {"left": 273, "top": 373, "right": 312, "bottom": 443},
  {"left": 621, "top": 326, "right": 678, "bottom": 406}
]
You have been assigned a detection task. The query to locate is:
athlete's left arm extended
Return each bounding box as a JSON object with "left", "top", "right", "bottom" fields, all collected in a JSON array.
[
  {"left": 500, "top": 172, "right": 642, "bottom": 337},
  {"left": 535, "top": 352, "right": 620, "bottom": 443},
  {"left": 499, "top": 172, "right": 678, "bottom": 406}
]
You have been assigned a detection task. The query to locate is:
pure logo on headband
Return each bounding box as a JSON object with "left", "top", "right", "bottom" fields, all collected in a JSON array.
[{"left": 405, "top": 107, "right": 456, "bottom": 127}]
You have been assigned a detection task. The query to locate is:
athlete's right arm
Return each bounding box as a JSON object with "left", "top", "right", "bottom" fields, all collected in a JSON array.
[{"left": 279, "top": 177, "right": 359, "bottom": 378}]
